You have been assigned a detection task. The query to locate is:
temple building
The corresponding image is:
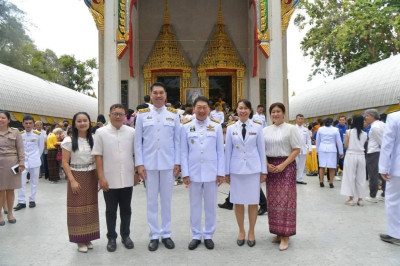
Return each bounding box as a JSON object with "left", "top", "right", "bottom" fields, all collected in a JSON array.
[{"left": 84, "top": 0, "right": 298, "bottom": 118}]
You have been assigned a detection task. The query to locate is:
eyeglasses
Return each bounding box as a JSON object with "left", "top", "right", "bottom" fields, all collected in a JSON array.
[{"left": 111, "top": 112, "right": 125, "bottom": 118}]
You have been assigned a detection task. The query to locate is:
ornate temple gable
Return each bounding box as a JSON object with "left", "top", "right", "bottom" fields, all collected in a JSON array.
[
  {"left": 197, "top": 0, "right": 245, "bottom": 72},
  {"left": 143, "top": 0, "right": 191, "bottom": 72}
]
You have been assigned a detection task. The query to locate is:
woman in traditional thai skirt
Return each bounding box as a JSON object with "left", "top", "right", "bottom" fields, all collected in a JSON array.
[
  {"left": 61, "top": 112, "right": 99, "bottom": 253},
  {"left": 263, "top": 102, "right": 300, "bottom": 251}
]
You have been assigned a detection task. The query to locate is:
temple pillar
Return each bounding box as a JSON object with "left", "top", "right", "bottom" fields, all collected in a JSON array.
[
  {"left": 103, "top": 0, "right": 121, "bottom": 115},
  {"left": 98, "top": 30, "right": 104, "bottom": 115}
]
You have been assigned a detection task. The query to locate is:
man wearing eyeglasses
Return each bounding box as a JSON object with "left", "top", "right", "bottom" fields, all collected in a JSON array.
[
  {"left": 135, "top": 82, "right": 181, "bottom": 252},
  {"left": 92, "top": 104, "right": 136, "bottom": 252},
  {"left": 379, "top": 96, "right": 400, "bottom": 245}
]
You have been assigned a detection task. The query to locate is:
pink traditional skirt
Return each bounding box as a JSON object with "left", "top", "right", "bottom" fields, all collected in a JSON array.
[{"left": 266, "top": 157, "right": 297, "bottom": 237}]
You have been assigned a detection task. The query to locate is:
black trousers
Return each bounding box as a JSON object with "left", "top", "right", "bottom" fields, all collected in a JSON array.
[
  {"left": 103, "top": 186, "right": 133, "bottom": 239},
  {"left": 366, "top": 152, "right": 386, "bottom": 197},
  {"left": 225, "top": 188, "right": 267, "bottom": 208}
]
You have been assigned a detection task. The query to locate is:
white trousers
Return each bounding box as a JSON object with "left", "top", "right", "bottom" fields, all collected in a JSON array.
[
  {"left": 146, "top": 169, "right": 174, "bottom": 239},
  {"left": 386, "top": 176, "right": 400, "bottom": 239},
  {"left": 189, "top": 181, "right": 218, "bottom": 240},
  {"left": 296, "top": 154, "right": 307, "bottom": 182},
  {"left": 340, "top": 154, "right": 366, "bottom": 199},
  {"left": 18, "top": 167, "right": 40, "bottom": 203}
]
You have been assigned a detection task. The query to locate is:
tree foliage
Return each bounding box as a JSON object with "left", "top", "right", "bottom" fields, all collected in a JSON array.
[
  {"left": 295, "top": 0, "right": 400, "bottom": 79},
  {"left": 0, "top": 0, "right": 97, "bottom": 95}
]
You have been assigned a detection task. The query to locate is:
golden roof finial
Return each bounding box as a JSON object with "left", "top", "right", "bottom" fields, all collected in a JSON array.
[
  {"left": 217, "top": 0, "right": 223, "bottom": 25},
  {"left": 164, "top": 0, "right": 169, "bottom": 25}
]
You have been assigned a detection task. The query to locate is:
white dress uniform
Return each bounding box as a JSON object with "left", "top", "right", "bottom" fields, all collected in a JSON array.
[
  {"left": 252, "top": 113, "right": 267, "bottom": 128},
  {"left": 316, "top": 126, "right": 344, "bottom": 168},
  {"left": 209, "top": 110, "right": 224, "bottom": 124},
  {"left": 379, "top": 111, "right": 400, "bottom": 239},
  {"left": 181, "top": 117, "right": 224, "bottom": 240},
  {"left": 225, "top": 119, "right": 267, "bottom": 204},
  {"left": 18, "top": 129, "right": 44, "bottom": 204},
  {"left": 295, "top": 124, "right": 312, "bottom": 182},
  {"left": 134, "top": 105, "right": 181, "bottom": 240}
]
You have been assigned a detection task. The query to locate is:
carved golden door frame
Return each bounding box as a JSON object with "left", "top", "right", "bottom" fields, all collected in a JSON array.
[
  {"left": 144, "top": 69, "right": 191, "bottom": 102},
  {"left": 198, "top": 69, "right": 244, "bottom": 108}
]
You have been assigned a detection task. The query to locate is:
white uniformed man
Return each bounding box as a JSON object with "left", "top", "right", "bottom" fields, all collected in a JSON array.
[
  {"left": 209, "top": 103, "right": 224, "bottom": 124},
  {"left": 379, "top": 97, "right": 400, "bottom": 245},
  {"left": 295, "top": 114, "right": 312, "bottom": 184},
  {"left": 252, "top": 105, "right": 267, "bottom": 128},
  {"left": 35, "top": 121, "right": 47, "bottom": 178},
  {"left": 14, "top": 116, "right": 44, "bottom": 210},
  {"left": 135, "top": 82, "right": 181, "bottom": 252},
  {"left": 181, "top": 96, "right": 225, "bottom": 250}
]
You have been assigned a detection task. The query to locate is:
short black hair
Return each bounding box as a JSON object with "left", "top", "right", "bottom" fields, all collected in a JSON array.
[
  {"left": 296, "top": 114, "right": 304, "bottom": 118},
  {"left": 257, "top": 105, "right": 264, "bottom": 109},
  {"left": 23, "top": 115, "right": 34, "bottom": 122},
  {"left": 193, "top": 96, "right": 210, "bottom": 107},
  {"left": 150, "top": 82, "right": 166, "bottom": 92},
  {"left": 97, "top": 114, "right": 106, "bottom": 124},
  {"left": 0, "top": 110, "right": 11, "bottom": 121},
  {"left": 109, "top": 104, "right": 126, "bottom": 113}
]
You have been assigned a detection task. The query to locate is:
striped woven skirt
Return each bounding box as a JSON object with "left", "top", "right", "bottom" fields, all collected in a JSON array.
[
  {"left": 67, "top": 169, "right": 100, "bottom": 243},
  {"left": 266, "top": 157, "right": 297, "bottom": 237},
  {"left": 47, "top": 149, "right": 60, "bottom": 181}
]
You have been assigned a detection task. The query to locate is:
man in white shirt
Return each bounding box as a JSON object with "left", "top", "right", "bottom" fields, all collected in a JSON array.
[
  {"left": 294, "top": 114, "right": 312, "bottom": 185},
  {"left": 210, "top": 103, "right": 224, "bottom": 124},
  {"left": 364, "top": 109, "right": 386, "bottom": 203},
  {"left": 379, "top": 97, "right": 400, "bottom": 245},
  {"left": 252, "top": 105, "right": 267, "bottom": 128},
  {"left": 35, "top": 121, "right": 48, "bottom": 179},
  {"left": 135, "top": 82, "right": 181, "bottom": 252},
  {"left": 92, "top": 104, "right": 136, "bottom": 252}
]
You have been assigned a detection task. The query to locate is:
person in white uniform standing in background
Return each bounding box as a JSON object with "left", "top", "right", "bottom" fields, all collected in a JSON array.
[
  {"left": 294, "top": 114, "right": 312, "bottom": 185},
  {"left": 210, "top": 103, "right": 224, "bottom": 124},
  {"left": 181, "top": 96, "right": 225, "bottom": 250}
]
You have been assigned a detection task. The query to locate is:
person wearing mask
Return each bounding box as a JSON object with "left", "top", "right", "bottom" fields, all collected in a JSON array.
[
  {"left": 62, "top": 112, "right": 100, "bottom": 253},
  {"left": 316, "top": 118, "right": 344, "bottom": 188},
  {"left": 0, "top": 111, "right": 25, "bottom": 225},
  {"left": 181, "top": 96, "right": 225, "bottom": 250},
  {"left": 263, "top": 102, "right": 300, "bottom": 251},
  {"left": 225, "top": 99, "right": 267, "bottom": 248}
]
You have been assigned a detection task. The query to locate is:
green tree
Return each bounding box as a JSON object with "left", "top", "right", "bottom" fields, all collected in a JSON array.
[{"left": 295, "top": 0, "right": 400, "bottom": 79}]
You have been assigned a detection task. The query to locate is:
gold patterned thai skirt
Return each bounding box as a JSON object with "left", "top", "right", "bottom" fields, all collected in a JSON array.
[{"left": 67, "top": 169, "right": 100, "bottom": 243}]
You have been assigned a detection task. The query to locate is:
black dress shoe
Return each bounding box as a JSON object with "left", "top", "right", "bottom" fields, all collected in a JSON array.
[
  {"left": 122, "top": 236, "right": 134, "bottom": 249},
  {"left": 188, "top": 239, "right": 201, "bottom": 250},
  {"left": 329, "top": 183, "right": 334, "bottom": 188},
  {"left": 13, "top": 203, "right": 26, "bottom": 211},
  {"left": 148, "top": 239, "right": 159, "bottom": 251},
  {"left": 107, "top": 238, "right": 117, "bottom": 252},
  {"left": 320, "top": 182, "right": 324, "bottom": 188},
  {"left": 162, "top": 237, "right": 175, "bottom": 249},
  {"left": 258, "top": 206, "right": 267, "bottom": 215},
  {"left": 29, "top": 202, "right": 36, "bottom": 208},
  {"left": 204, "top": 239, "right": 214, "bottom": 250},
  {"left": 247, "top": 240, "right": 256, "bottom": 247},
  {"left": 296, "top": 181, "right": 307, "bottom": 185},
  {"left": 218, "top": 202, "right": 233, "bottom": 210},
  {"left": 237, "top": 239, "right": 245, "bottom": 246}
]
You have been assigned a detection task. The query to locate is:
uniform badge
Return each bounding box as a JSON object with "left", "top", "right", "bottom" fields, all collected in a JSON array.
[
  {"left": 206, "top": 124, "right": 215, "bottom": 131},
  {"left": 166, "top": 117, "right": 174, "bottom": 121},
  {"left": 191, "top": 139, "right": 195, "bottom": 144},
  {"left": 249, "top": 132, "right": 256, "bottom": 135},
  {"left": 147, "top": 116, "right": 152, "bottom": 119},
  {"left": 236, "top": 144, "right": 240, "bottom": 149},
  {"left": 190, "top": 125, "right": 196, "bottom": 132},
  {"left": 233, "top": 132, "right": 238, "bottom": 135}
]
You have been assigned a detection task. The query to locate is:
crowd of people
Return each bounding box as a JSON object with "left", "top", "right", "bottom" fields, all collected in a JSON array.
[{"left": 0, "top": 83, "right": 399, "bottom": 254}]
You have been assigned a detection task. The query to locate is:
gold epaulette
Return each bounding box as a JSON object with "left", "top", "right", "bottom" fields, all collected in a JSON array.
[
  {"left": 20, "top": 131, "right": 24, "bottom": 134},
  {"left": 253, "top": 120, "right": 262, "bottom": 125},
  {"left": 183, "top": 118, "right": 193, "bottom": 125},
  {"left": 167, "top": 107, "right": 178, "bottom": 114},
  {"left": 138, "top": 108, "right": 150, "bottom": 113},
  {"left": 226, "top": 121, "right": 236, "bottom": 127},
  {"left": 210, "top": 118, "right": 220, "bottom": 124},
  {"left": 33, "top": 130, "right": 41, "bottom": 135}
]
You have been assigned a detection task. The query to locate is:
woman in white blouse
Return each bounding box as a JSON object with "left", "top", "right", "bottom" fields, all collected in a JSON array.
[
  {"left": 263, "top": 102, "right": 300, "bottom": 251},
  {"left": 61, "top": 112, "right": 99, "bottom": 253},
  {"left": 225, "top": 99, "right": 267, "bottom": 247},
  {"left": 340, "top": 115, "right": 367, "bottom": 206},
  {"left": 316, "top": 118, "right": 344, "bottom": 188}
]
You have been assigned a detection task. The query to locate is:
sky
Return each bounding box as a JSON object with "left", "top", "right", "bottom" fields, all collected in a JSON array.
[{"left": 9, "top": 0, "right": 329, "bottom": 96}]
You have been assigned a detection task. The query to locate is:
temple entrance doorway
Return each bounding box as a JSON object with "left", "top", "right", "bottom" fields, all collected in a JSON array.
[{"left": 209, "top": 75, "right": 232, "bottom": 108}]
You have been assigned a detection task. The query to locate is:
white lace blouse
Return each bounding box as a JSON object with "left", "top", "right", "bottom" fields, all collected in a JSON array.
[{"left": 61, "top": 137, "right": 96, "bottom": 171}]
